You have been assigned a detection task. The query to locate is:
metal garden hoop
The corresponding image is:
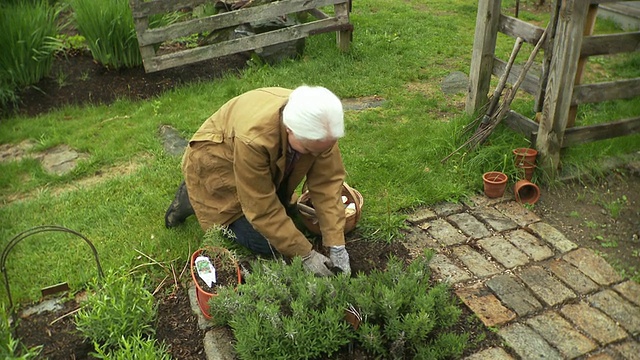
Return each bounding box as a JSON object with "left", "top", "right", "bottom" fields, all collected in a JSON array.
[{"left": 1, "top": 225, "right": 104, "bottom": 310}]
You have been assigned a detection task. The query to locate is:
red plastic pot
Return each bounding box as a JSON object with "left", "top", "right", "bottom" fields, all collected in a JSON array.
[
  {"left": 483, "top": 171, "right": 508, "bottom": 198},
  {"left": 514, "top": 180, "right": 540, "bottom": 205},
  {"left": 190, "top": 247, "right": 242, "bottom": 319}
]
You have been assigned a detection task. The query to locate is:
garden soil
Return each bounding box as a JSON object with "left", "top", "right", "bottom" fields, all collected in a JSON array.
[{"left": 6, "top": 48, "right": 640, "bottom": 359}]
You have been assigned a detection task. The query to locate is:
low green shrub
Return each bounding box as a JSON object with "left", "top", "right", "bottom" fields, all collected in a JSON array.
[
  {"left": 210, "top": 251, "right": 469, "bottom": 359},
  {"left": 0, "top": 304, "right": 41, "bottom": 359},
  {"left": 92, "top": 333, "right": 172, "bottom": 360},
  {"left": 74, "top": 269, "right": 157, "bottom": 350}
]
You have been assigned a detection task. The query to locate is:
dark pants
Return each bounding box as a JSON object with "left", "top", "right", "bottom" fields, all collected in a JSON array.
[{"left": 227, "top": 216, "right": 274, "bottom": 255}]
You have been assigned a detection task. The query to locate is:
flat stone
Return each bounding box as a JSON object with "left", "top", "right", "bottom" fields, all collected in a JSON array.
[
  {"left": 160, "top": 125, "right": 188, "bottom": 156},
  {"left": 586, "top": 352, "right": 617, "bottom": 360},
  {"left": 560, "top": 302, "right": 628, "bottom": 345},
  {"left": 478, "top": 235, "right": 529, "bottom": 269},
  {"left": 406, "top": 208, "right": 437, "bottom": 224},
  {"left": 498, "top": 323, "right": 562, "bottom": 360},
  {"left": 611, "top": 340, "right": 640, "bottom": 360},
  {"left": 494, "top": 201, "right": 540, "bottom": 227},
  {"left": 426, "top": 218, "right": 467, "bottom": 246},
  {"left": 613, "top": 280, "right": 640, "bottom": 306},
  {"left": 451, "top": 245, "right": 501, "bottom": 278},
  {"left": 563, "top": 248, "right": 623, "bottom": 286},
  {"left": 464, "top": 194, "right": 512, "bottom": 208},
  {"left": 432, "top": 202, "right": 465, "bottom": 217},
  {"left": 463, "top": 347, "right": 514, "bottom": 360},
  {"left": 527, "top": 222, "right": 578, "bottom": 253},
  {"left": 472, "top": 207, "right": 518, "bottom": 232},
  {"left": 544, "top": 258, "right": 599, "bottom": 294},
  {"left": 455, "top": 284, "right": 516, "bottom": 327},
  {"left": 428, "top": 253, "right": 471, "bottom": 284},
  {"left": 588, "top": 290, "right": 640, "bottom": 335},
  {"left": 20, "top": 298, "right": 63, "bottom": 318},
  {"left": 486, "top": 274, "right": 542, "bottom": 316},
  {"left": 441, "top": 71, "right": 469, "bottom": 95},
  {"left": 204, "top": 328, "right": 237, "bottom": 360},
  {"left": 526, "top": 311, "right": 597, "bottom": 359},
  {"left": 401, "top": 228, "right": 440, "bottom": 256},
  {"left": 517, "top": 265, "right": 576, "bottom": 306},
  {"left": 505, "top": 229, "right": 554, "bottom": 261}
]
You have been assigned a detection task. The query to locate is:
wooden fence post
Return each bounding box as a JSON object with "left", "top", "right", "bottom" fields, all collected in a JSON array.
[
  {"left": 466, "top": 0, "right": 502, "bottom": 116},
  {"left": 536, "top": 0, "right": 589, "bottom": 177}
]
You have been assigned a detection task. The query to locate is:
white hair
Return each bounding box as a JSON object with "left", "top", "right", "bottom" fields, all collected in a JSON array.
[{"left": 282, "top": 85, "right": 344, "bottom": 141}]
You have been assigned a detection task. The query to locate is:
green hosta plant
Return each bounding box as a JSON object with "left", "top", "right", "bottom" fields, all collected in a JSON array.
[{"left": 75, "top": 269, "right": 157, "bottom": 349}]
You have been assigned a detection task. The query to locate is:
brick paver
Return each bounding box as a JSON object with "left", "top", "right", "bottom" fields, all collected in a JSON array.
[
  {"left": 560, "top": 302, "right": 628, "bottom": 345},
  {"left": 405, "top": 199, "right": 638, "bottom": 360},
  {"left": 563, "top": 248, "right": 623, "bottom": 286},
  {"left": 517, "top": 265, "right": 576, "bottom": 306},
  {"left": 498, "top": 322, "right": 563, "bottom": 359},
  {"left": 486, "top": 274, "right": 542, "bottom": 316},
  {"left": 525, "top": 311, "right": 597, "bottom": 358},
  {"left": 544, "top": 258, "right": 600, "bottom": 294},
  {"left": 478, "top": 235, "right": 529, "bottom": 269},
  {"left": 588, "top": 290, "right": 640, "bottom": 335},
  {"left": 451, "top": 245, "right": 501, "bottom": 278}
]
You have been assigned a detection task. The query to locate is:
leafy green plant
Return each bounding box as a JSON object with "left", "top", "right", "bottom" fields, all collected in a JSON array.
[
  {"left": 0, "top": 304, "right": 41, "bottom": 359},
  {"left": 75, "top": 269, "right": 157, "bottom": 349},
  {"left": 92, "top": 333, "right": 172, "bottom": 360},
  {"left": 0, "top": 0, "right": 61, "bottom": 97},
  {"left": 71, "top": 0, "right": 181, "bottom": 69}
]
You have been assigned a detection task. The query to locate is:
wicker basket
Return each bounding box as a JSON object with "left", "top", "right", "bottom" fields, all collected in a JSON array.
[{"left": 297, "top": 183, "right": 363, "bottom": 235}]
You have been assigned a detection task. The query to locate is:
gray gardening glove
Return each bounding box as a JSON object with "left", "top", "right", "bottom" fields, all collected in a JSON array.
[
  {"left": 302, "top": 250, "right": 334, "bottom": 277},
  {"left": 330, "top": 245, "right": 351, "bottom": 276}
]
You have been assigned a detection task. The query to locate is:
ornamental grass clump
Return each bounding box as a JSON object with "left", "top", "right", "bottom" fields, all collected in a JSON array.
[
  {"left": 210, "top": 250, "right": 469, "bottom": 359},
  {"left": 70, "top": 0, "right": 142, "bottom": 69},
  {"left": 74, "top": 269, "right": 157, "bottom": 350},
  {"left": 0, "top": 0, "right": 61, "bottom": 108}
]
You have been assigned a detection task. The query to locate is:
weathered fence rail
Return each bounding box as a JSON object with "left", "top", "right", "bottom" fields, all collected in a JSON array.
[
  {"left": 467, "top": 0, "right": 640, "bottom": 175},
  {"left": 129, "top": 0, "right": 352, "bottom": 73}
]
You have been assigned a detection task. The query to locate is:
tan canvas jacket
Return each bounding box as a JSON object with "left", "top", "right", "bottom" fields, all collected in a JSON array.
[{"left": 182, "top": 87, "right": 346, "bottom": 257}]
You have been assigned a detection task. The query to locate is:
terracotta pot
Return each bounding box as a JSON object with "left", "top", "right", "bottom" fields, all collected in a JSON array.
[
  {"left": 513, "top": 148, "right": 538, "bottom": 167},
  {"left": 190, "top": 247, "right": 242, "bottom": 319},
  {"left": 514, "top": 179, "right": 540, "bottom": 205},
  {"left": 483, "top": 171, "right": 508, "bottom": 198},
  {"left": 517, "top": 165, "right": 535, "bottom": 181}
]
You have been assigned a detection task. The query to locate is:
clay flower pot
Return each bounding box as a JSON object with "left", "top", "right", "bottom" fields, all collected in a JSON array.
[
  {"left": 514, "top": 179, "right": 541, "bottom": 205},
  {"left": 190, "top": 246, "right": 242, "bottom": 319},
  {"left": 483, "top": 171, "right": 508, "bottom": 198},
  {"left": 518, "top": 165, "right": 536, "bottom": 181},
  {"left": 513, "top": 148, "right": 538, "bottom": 167}
]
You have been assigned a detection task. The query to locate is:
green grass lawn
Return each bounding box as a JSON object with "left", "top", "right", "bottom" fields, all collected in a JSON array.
[{"left": 1, "top": 0, "right": 639, "bottom": 304}]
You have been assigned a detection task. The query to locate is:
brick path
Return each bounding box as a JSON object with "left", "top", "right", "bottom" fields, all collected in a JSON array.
[{"left": 403, "top": 195, "right": 640, "bottom": 360}]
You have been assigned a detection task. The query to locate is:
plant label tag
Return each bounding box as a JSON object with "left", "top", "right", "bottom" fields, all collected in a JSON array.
[
  {"left": 195, "top": 256, "right": 217, "bottom": 287},
  {"left": 344, "top": 304, "right": 362, "bottom": 330}
]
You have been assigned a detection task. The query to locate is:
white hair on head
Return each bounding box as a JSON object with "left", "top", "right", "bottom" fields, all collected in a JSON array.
[{"left": 282, "top": 85, "right": 344, "bottom": 141}]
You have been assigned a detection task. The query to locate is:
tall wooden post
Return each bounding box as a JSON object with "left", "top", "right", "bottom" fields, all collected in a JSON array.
[
  {"left": 334, "top": 0, "right": 352, "bottom": 51},
  {"left": 466, "top": 0, "right": 502, "bottom": 116},
  {"left": 536, "top": 0, "right": 589, "bottom": 176}
]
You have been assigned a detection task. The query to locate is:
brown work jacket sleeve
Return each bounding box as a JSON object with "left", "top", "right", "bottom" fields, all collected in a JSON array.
[{"left": 233, "top": 140, "right": 313, "bottom": 258}]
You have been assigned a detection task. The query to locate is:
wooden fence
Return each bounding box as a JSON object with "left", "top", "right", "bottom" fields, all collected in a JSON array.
[
  {"left": 467, "top": 0, "right": 640, "bottom": 175},
  {"left": 129, "top": 0, "right": 352, "bottom": 73}
]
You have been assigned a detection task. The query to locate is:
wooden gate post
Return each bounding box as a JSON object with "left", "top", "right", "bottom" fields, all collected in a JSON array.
[
  {"left": 466, "top": 0, "right": 502, "bottom": 116},
  {"left": 536, "top": 0, "right": 589, "bottom": 177}
]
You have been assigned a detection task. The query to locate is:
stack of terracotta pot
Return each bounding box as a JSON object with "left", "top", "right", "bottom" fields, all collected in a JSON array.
[{"left": 512, "top": 148, "right": 540, "bottom": 205}]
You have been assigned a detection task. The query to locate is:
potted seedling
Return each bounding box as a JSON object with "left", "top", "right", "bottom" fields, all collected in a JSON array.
[{"left": 190, "top": 246, "right": 242, "bottom": 319}]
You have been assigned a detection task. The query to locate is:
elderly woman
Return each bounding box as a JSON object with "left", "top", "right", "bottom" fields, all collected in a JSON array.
[{"left": 165, "top": 86, "right": 351, "bottom": 276}]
